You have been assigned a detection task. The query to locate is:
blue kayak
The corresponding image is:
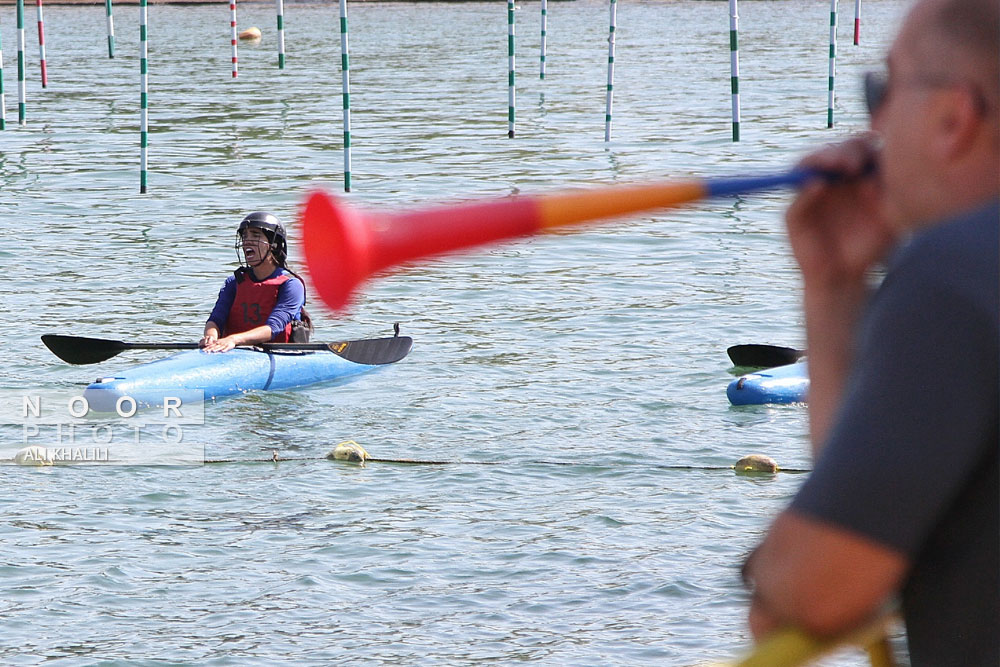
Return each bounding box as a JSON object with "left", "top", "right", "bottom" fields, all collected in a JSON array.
[
  {"left": 83, "top": 338, "right": 411, "bottom": 411},
  {"left": 727, "top": 361, "right": 809, "bottom": 405}
]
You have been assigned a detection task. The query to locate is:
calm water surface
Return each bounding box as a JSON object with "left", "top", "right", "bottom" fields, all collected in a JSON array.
[{"left": 1, "top": 1, "right": 904, "bottom": 663}]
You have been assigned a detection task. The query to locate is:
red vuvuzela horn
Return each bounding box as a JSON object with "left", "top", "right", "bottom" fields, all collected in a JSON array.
[{"left": 301, "top": 170, "right": 815, "bottom": 312}]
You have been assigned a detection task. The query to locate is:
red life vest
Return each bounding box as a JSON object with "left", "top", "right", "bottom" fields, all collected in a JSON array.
[{"left": 224, "top": 269, "right": 295, "bottom": 343}]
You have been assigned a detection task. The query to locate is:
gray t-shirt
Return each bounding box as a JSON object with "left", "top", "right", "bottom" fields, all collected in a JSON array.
[{"left": 791, "top": 199, "right": 999, "bottom": 666}]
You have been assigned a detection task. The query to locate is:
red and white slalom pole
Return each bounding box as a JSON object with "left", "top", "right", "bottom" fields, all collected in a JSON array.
[
  {"left": 853, "top": 0, "right": 861, "bottom": 45},
  {"left": 230, "top": 0, "right": 238, "bottom": 78},
  {"left": 36, "top": 0, "right": 46, "bottom": 87}
]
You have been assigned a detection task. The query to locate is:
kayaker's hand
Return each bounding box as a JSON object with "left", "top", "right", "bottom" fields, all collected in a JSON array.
[
  {"left": 202, "top": 336, "right": 237, "bottom": 353},
  {"left": 786, "top": 133, "right": 898, "bottom": 290},
  {"left": 199, "top": 332, "right": 218, "bottom": 348}
]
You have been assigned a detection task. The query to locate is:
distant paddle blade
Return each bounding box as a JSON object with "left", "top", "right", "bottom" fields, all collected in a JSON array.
[
  {"left": 727, "top": 344, "right": 805, "bottom": 368},
  {"left": 41, "top": 334, "right": 129, "bottom": 365},
  {"left": 330, "top": 336, "right": 412, "bottom": 365}
]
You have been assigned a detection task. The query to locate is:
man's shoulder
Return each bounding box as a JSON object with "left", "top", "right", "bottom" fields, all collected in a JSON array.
[
  {"left": 888, "top": 199, "right": 998, "bottom": 304},
  {"left": 903, "top": 199, "right": 999, "bottom": 265}
]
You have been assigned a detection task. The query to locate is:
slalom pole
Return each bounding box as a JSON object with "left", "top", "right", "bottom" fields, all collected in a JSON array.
[
  {"left": 230, "top": 0, "right": 238, "bottom": 78},
  {"left": 276, "top": 0, "right": 285, "bottom": 69},
  {"left": 339, "top": 0, "right": 351, "bottom": 192},
  {"left": 301, "top": 169, "right": 820, "bottom": 312},
  {"left": 604, "top": 0, "right": 618, "bottom": 141},
  {"left": 0, "top": 22, "right": 6, "bottom": 130},
  {"left": 507, "top": 0, "right": 515, "bottom": 138},
  {"left": 729, "top": 0, "right": 740, "bottom": 141},
  {"left": 106, "top": 0, "right": 115, "bottom": 58},
  {"left": 140, "top": 0, "right": 148, "bottom": 193},
  {"left": 539, "top": 0, "right": 546, "bottom": 79},
  {"left": 604, "top": 0, "right": 616, "bottom": 142},
  {"left": 36, "top": 0, "right": 47, "bottom": 88},
  {"left": 16, "top": 0, "right": 25, "bottom": 126},
  {"left": 827, "top": 0, "right": 838, "bottom": 128},
  {"left": 853, "top": 0, "right": 861, "bottom": 45}
]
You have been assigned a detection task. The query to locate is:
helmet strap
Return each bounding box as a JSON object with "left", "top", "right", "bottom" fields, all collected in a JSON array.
[{"left": 236, "top": 233, "right": 277, "bottom": 273}]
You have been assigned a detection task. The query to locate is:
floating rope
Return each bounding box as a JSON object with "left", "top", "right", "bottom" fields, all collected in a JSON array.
[
  {"left": 202, "top": 442, "right": 810, "bottom": 473},
  {"left": 6, "top": 442, "right": 809, "bottom": 474}
]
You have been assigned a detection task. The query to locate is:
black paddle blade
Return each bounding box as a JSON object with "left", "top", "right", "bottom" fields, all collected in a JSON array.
[
  {"left": 41, "top": 334, "right": 129, "bottom": 365},
  {"left": 727, "top": 344, "right": 805, "bottom": 369},
  {"left": 329, "top": 336, "right": 413, "bottom": 365}
]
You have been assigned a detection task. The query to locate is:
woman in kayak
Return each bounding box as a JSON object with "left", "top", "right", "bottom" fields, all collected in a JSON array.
[{"left": 200, "top": 211, "right": 312, "bottom": 353}]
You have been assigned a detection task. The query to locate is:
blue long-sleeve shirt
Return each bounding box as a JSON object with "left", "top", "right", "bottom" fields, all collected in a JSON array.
[{"left": 207, "top": 268, "right": 305, "bottom": 337}]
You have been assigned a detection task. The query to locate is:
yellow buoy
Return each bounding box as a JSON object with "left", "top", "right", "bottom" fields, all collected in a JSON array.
[
  {"left": 239, "top": 27, "right": 262, "bottom": 41},
  {"left": 328, "top": 440, "right": 369, "bottom": 465},
  {"left": 14, "top": 446, "right": 54, "bottom": 466},
  {"left": 733, "top": 454, "right": 779, "bottom": 474}
]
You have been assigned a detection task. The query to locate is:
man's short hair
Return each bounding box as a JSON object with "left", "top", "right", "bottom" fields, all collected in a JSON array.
[{"left": 933, "top": 0, "right": 1000, "bottom": 100}]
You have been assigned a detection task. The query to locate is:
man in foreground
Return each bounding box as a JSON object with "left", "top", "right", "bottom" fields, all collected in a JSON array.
[{"left": 742, "top": 0, "right": 999, "bottom": 664}]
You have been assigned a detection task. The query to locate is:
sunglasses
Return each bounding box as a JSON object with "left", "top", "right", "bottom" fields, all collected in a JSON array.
[
  {"left": 864, "top": 70, "right": 990, "bottom": 117},
  {"left": 863, "top": 71, "right": 890, "bottom": 116}
]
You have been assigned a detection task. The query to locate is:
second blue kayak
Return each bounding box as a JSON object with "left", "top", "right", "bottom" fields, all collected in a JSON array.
[{"left": 727, "top": 361, "right": 809, "bottom": 405}]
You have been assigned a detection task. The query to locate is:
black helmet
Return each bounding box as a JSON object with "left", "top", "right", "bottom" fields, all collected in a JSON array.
[{"left": 236, "top": 211, "right": 287, "bottom": 266}]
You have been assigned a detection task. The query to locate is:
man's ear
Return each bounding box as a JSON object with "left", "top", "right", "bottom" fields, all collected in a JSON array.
[{"left": 932, "top": 86, "right": 985, "bottom": 161}]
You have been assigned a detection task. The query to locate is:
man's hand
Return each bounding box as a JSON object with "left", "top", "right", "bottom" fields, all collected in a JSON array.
[
  {"left": 744, "top": 510, "right": 907, "bottom": 640},
  {"left": 786, "top": 134, "right": 898, "bottom": 290}
]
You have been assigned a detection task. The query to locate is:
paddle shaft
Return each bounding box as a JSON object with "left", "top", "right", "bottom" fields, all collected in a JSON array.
[
  {"left": 122, "top": 342, "right": 335, "bottom": 352},
  {"left": 41, "top": 333, "right": 412, "bottom": 366}
]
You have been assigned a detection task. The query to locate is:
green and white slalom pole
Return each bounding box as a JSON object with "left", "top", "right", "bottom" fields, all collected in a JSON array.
[
  {"left": 853, "top": 0, "right": 861, "bottom": 45},
  {"left": 339, "top": 0, "right": 351, "bottom": 191},
  {"left": 539, "top": 0, "right": 546, "bottom": 80},
  {"left": 36, "top": 0, "right": 47, "bottom": 88},
  {"left": 230, "top": 0, "right": 238, "bottom": 78},
  {"left": 604, "top": 0, "right": 616, "bottom": 142},
  {"left": 106, "top": 0, "right": 115, "bottom": 58},
  {"left": 16, "top": 0, "right": 25, "bottom": 126},
  {"left": 729, "top": 0, "right": 740, "bottom": 141},
  {"left": 276, "top": 0, "right": 285, "bottom": 69},
  {"left": 140, "top": 0, "right": 148, "bottom": 193},
  {"left": 827, "top": 0, "right": 837, "bottom": 128},
  {"left": 507, "top": 0, "right": 515, "bottom": 138},
  {"left": 0, "top": 22, "right": 6, "bottom": 130}
]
